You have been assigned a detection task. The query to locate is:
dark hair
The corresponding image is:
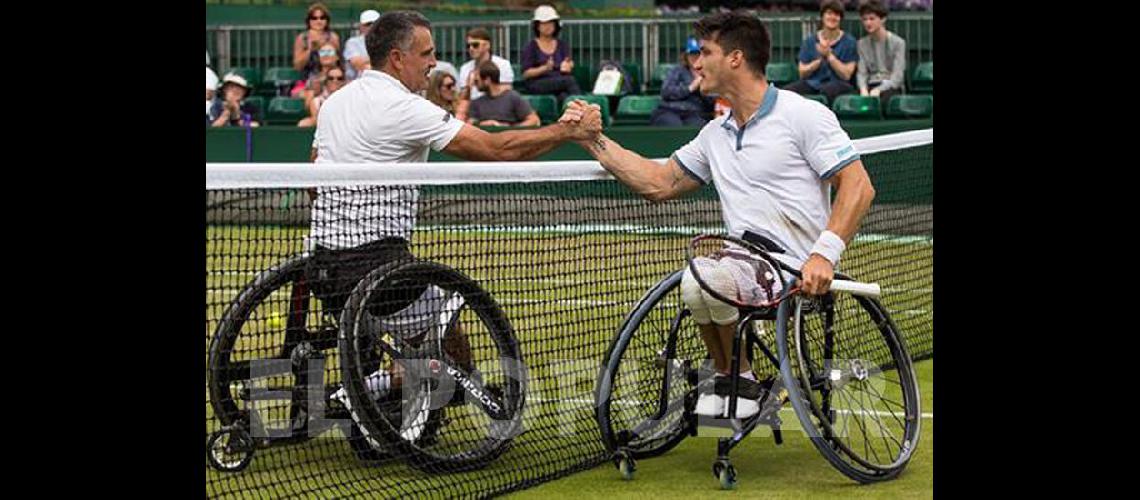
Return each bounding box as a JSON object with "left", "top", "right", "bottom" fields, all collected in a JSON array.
[
  {"left": 859, "top": 0, "right": 889, "bottom": 18},
  {"left": 305, "top": 3, "right": 331, "bottom": 31},
  {"left": 477, "top": 59, "right": 501, "bottom": 84},
  {"left": 532, "top": 19, "right": 562, "bottom": 38},
  {"left": 692, "top": 11, "right": 771, "bottom": 78},
  {"left": 367, "top": 11, "right": 432, "bottom": 70},
  {"left": 467, "top": 27, "right": 492, "bottom": 43},
  {"left": 820, "top": 0, "right": 845, "bottom": 19}
]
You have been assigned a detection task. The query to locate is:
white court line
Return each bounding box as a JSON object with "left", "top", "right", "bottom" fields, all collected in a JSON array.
[{"left": 529, "top": 397, "right": 933, "bottom": 419}]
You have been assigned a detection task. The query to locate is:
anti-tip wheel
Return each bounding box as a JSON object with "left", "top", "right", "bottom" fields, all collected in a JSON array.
[
  {"left": 207, "top": 428, "right": 255, "bottom": 472},
  {"left": 614, "top": 450, "right": 636, "bottom": 480},
  {"left": 713, "top": 460, "right": 737, "bottom": 490}
]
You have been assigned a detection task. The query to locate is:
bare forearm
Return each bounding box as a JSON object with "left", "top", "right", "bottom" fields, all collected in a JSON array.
[
  {"left": 293, "top": 48, "right": 309, "bottom": 71},
  {"left": 523, "top": 67, "right": 548, "bottom": 79},
  {"left": 828, "top": 56, "right": 855, "bottom": 82},
  {"left": 826, "top": 172, "right": 875, "bottom": 242},
  {"left": 579, "top": 134, "right": 683, "bottom": 202},
  {"left": 799, "top": 59, "right": 822, "bottom": 79},
  {"left": 483, "top": 123, "right": 571, "bottom": 161}
]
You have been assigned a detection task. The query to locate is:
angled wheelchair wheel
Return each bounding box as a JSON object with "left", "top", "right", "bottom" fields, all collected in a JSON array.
[
  {"left": 340, "top": 259, "right": 525, "bottom": 474},
  {"left": 595, "top": 270, "right": 703, "bottom": 460},
  {"left": 776, "top": 287, "right": 922, "bottom": 483},
  {"left": 207, "top": 255, "right": 387, "bottom": 463}
]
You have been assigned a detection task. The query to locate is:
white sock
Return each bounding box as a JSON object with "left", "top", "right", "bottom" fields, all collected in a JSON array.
[{"left": 739, "top": 371, "right": 757, "bottom": 382}]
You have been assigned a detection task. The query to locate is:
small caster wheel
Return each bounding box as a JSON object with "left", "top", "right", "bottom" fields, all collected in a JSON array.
[
  {"left": 713, "top": 460, "right": 736, "bottom": 490},
  {"left": 613, "top": 450, "right": 636, "bottom": 481},
  {"left": 207, "top": 427, "right": 255, "bottom": 472}
]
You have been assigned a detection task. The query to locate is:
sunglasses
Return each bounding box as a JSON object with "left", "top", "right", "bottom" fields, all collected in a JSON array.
[
  {"left": 327, "top": 75, "right": 345, "bottom": 81},
  {"left": 442, "top": 82, "right": 455, "bottom": 89},
  {"left": 309, "top": 15, "right": 327, "bottom": 20},
  {"left": 467, "top": 42, "right": 485, "bottom": 49},
  {"left": 318, "top": 49, "right": 336, "bottom": 57}
]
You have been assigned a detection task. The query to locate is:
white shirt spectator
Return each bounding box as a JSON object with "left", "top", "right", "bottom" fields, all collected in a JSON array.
[{"left": 458, "top": 55, "right": 513, "bottom": 101}]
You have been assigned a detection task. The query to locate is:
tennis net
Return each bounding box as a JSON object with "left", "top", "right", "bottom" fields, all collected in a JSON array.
[{"left": 205, "top": 128, "right": 932, "bottom": 498}]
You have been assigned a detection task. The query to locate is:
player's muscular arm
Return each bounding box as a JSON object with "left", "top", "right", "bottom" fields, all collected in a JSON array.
[
  {"left": 824, "top": 159, "right": 875, "bottom": 242},
  {"left": 443, "top": 122, "right": 574, "bottom": 161},
  {"left": 579, "top": 134, "right": 702, "bottom": 202}
]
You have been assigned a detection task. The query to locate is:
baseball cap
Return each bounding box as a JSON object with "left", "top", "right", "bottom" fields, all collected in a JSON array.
[
  {"left": 359, "top": 10, "right": 380, "bottom": 24},
  {"left": 685, "top": 37, "right": 700, "bottom": 54},
  {"left": 533, "top": 5, "right": 559, "bottom": 22}
]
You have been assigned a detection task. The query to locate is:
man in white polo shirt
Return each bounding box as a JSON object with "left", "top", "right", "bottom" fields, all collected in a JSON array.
[
  {"left": 310, "top": 11, "right": 600, "bottom": 418},
  {"left": 567, "top": 11, "right": 875, "bottom": 419}
]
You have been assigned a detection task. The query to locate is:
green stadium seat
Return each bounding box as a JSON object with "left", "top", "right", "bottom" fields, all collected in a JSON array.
[
  {"left": 646, "top": 63, "right": 677, "bottom": 95},
  {"left": 622, "top": 63, "right": 642, "bottom": 94},
  {"left": 885, "top": 94, "right": 933, "bottom": 119},
  {"left": 803, "top": 94, "right": 829, "bottom": 106},
  {"left": 765, "top": 62, "right": 798, "bottom": 87},
  {"left": 613, "top": 95, "right": 661, "bottom": 126},
  {"left": 910, "top": 62, "right": 933, "bottom": 94},
  {"left": 243, "top": 96, "right": 266, "bottom": 123},
  {"left": 831, "top": 95, "right": 882, "bottom": 120},
  {"left": 519, "top": 94, "right": 559, "bottom": 124},
  {"left": 266, "top": 97, "right": 306, "bottom": 125},
  {"left": 562, "top": 94, "right": 611, "bottom": 126},
  {"left": 571, "top": 64, "right": 593, "bottom": 95},
  {"left": 511, "top": 64, "right": 521, "bottom": 81},
  {"left": 260, "top": 67, "right": 303, "bottom": 97}
]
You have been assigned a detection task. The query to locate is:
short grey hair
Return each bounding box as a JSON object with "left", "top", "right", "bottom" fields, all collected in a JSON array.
[{"left": 366, "top": 11, "right": 432, "bottom": 69}]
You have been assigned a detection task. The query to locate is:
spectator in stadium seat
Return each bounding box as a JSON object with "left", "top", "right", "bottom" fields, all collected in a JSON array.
[
  {"left": 856, "top": 0, "right": 906, "bottom": 109},
  {"left": 519, "top": 5, "right": 580, "bottom": 104},
  {"left": 292, "top": 3, "right": 341, "bottom": 93},
  {"left": 298, "top": 66, "right": 347, "bottom": 127},
  {"left": 783, "top": 0, "right": 858, "bottom": 103},
  {"left": 206, "top": 67, "right": 219, "bottom": 125},
  {"left": 298, "top": 42, "right": 344, "bottom": 108},
  {"left": 426, "top": 71, "right": 459, "bottom": 116},
  {"left": 210, "top": 74, "right": 260, "bottom": 127},
  {"left": 651, "top": 37, "right": 716, "bottom": 127},
  {"left": 344, "top": 9, "right": 379, "bottom": 81},
  {"left": 468, "top": 60, "right": 540, "bottom": 127},
  {"left": 456, "top": 27, "right": 515, "bottom": 122}
]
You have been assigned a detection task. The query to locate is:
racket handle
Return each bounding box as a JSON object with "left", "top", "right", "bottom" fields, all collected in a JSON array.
[{"left": 829, "top": 280, "right": 881, "bottom": 298}]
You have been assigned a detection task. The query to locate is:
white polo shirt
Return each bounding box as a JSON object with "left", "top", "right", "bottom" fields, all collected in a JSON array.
[
  {"left": 458, "top": 55, "right": 514, "bottom": 101},
  {"left": 673, "top": 87, "right": 859, "bottom": 266},
  {"left": 311, "top": 70, "right": 465, "bottom": 249}
]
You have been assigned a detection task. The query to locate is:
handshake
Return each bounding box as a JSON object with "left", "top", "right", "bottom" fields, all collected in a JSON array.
[{"left": 557, "top": 99, "right": 604, "bottom": 142}]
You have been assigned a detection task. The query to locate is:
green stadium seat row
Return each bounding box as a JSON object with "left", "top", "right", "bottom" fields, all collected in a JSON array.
[
  {"left": 223, "top": 66, "right": 303, "bottom": 98},
  {"left": 496, "top": 92, "right": 930, "bottom": 126},
  {"left": 831, "top": 94, "right": 933, "bottom": 120}
]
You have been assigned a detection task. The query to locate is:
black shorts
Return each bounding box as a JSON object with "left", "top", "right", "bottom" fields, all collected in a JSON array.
[{"left": 304, "top": 238, "right": 426, "bottom": 319}]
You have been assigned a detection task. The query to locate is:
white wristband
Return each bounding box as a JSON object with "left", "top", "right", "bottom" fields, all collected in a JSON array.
[{"left": 810, "top": 230, "right": 846, "bottom": 266}]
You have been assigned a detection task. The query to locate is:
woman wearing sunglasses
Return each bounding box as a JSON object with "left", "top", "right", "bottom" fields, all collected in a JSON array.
[
  {"left": 426, "top": 71, "right": 458, "bottom": 117},
  {"left": 297, "top": 41, "right": 344, "bottom": 104},
  {"left": 293, "top": 3, "right": 341, "bottom": 84},
  {"left": 298, "top": 67, "right": 347, "bottom": 127}
]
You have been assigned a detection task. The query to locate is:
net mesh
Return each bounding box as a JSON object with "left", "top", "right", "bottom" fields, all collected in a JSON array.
[{"left": 205, "top": 129, "right": 932, "bottom": 498}]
